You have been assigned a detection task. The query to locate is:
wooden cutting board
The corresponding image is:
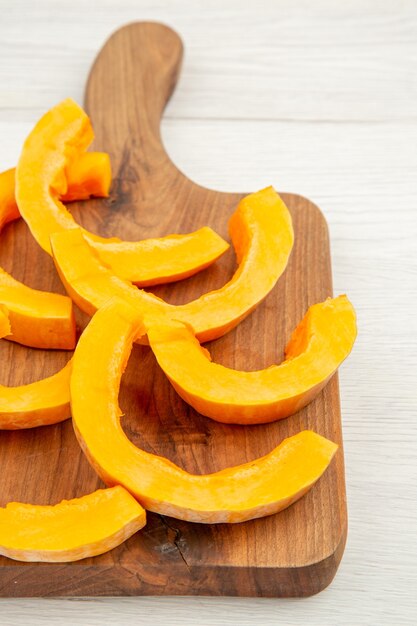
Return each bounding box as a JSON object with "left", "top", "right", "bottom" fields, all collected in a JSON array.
[{"left": 0, "top": 22, "right": 347, "bottom": 597}]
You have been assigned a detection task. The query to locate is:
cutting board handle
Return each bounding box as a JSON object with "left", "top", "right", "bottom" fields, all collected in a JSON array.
[{"left": 85, "top": 22, "right": 186, "bottom": 191}]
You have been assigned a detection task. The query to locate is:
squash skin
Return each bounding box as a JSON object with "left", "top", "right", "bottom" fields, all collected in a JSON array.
[
  {"left": 71, "top": 298, "right": 338, "bottom": 524},
  {"left": 0, "top": 486, "right": 146, "bottom": 562},
  {"left": 148, "top": 295, "right": 357, "bottom": 424},
  {"left": 0, "top": 360, "right": 71, "bottom": 430},
  {"left": 51, "top": 185, "right": 294, "bottom": 343},
  {"left": 15, "top": 98, "right": 229, "bottom": 286}
]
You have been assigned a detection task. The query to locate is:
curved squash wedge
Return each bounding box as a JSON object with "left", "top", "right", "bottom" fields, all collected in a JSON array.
[
  {"left": 0, "top": 150, "right": 111, "bottom": 350},
  {"left": 0, "top": 152, "right": 111, "bottom": 230},
  {"left": 0, "top": 168, "right": 20, "bottom": 230},
  {"left": 0, "top": 306, "right": 10, "bottom": 337},
  {"left": 148, "top": 295, "right": 357, "bottom": 425},
  {"left": 16, "top": 98, "right": 229, "bottom": 286},
  {"left": 0, "top": 360, "right": 71, "bottom": 430},
  {"left": 0, "top": 269, "right": 75, "bottom": 349},
  {"left": 0, "top": 486, "right": 146, "bottom": 562},
  {"left": 91, "top": 228, "right": 230, "bottom": 288},
  {"left": 51, "top": 186, "right": 294, "bottom": 343},
  {"left": 61, "top": 151, "right": 111, "bottom": 202},
  {"left": 71, "top": 298, "right": 338, "bottom": 523}
]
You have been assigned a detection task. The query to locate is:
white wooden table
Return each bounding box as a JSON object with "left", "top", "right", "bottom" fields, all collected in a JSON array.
[{"left": 1, "top": 1, "right": 416, "bottom": 624}]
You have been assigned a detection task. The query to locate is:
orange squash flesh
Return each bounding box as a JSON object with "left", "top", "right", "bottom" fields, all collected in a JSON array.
[
  {"left": 51, "top": 186, "right": 294, "bottom": 343},
  {"left": 0, "top": 168, "right": 20, "bottom": 230},
  {"left": 0, "top": 269, "right": 76, "bottom": 350},
  {"left": 148, "top": 295, "right": 357, "bottom": 424},
  {"left": 0, "top": 360, "right": 71, "bottom": 430},
  {"left": 91, "top": 227, "right": 229, "bottom": 288},
  {"left": 0, "top": 150, "right": 111, "bottom": 350},
  {"left": 0, "top": 486, "right": 146, "bottom": 562},
  {"left": 62, "top": 151, "right": 111, "bottom": 201},
  {"left": 71, "top": 298, "right": 338, "bottom": 524},
  {"left": 15, "top": 98, "right": 229, "bottom": 286},
  {"left": 0, "top": 268, "right": 76, "bottom": 350},
  {"left": 0, "top": 306, "right": 11, "bottom": 337},
  {"left": 0, "top": 152, "right": 111, "bottom": 230}
]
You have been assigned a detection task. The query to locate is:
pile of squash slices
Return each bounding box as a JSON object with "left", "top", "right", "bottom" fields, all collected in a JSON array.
[{"left": 0, "top": 99, "right": 357, "bottom": 563}]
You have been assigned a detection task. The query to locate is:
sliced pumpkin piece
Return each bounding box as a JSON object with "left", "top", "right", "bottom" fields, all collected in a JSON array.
[
  {"left": 71, "top": 298, "right": 338, "bottom": 523},
  {"left": 0, "top": 486, "right": 146, "bottom": 562},
  {"left": 62, "top": 151, "right": 111, "bottom": 202},
  {"left": 148, "top": 295, "right": 357, "bottom": 425},
  {"left": 15, "top": 98, "right": 229, "bottom": 286},
  {"left": 51, "top": 185, "right": 294, "bottom": 343},
  {"left": 0, "top": 169, "right": 20, "bottom": 230},
  {"left": 0, "top": 360, "right": 71, "bottom": 430},
  {"left": 90, "top": 228, "right": 230, "bottom": 288},
  {"left": 0, "top": 151, "right": 111, "bottom": 230},
  {"left": 0, "top": 269, "right": 75, "bottom": 349},
  {"left": 0, "top": 150, "right": 111, "bottom": 349},
  {"left": 0, "top": 305, "right": 11, "bottom": 337}
]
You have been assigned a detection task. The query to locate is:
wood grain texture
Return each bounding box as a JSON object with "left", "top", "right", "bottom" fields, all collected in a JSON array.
[
  {"left": 0, "top": 0, "right": 416, "bottom": 624},
  {"left": 0, "top": 22, "right": 346, "bottom": 597}
]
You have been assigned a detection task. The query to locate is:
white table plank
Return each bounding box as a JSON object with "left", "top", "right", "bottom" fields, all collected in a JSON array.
[
  {"left": 0, "top": 1, "right": 416, "bottom": 624},
  {"left": 0, "top": 0, "right": 416, "bottom": 123}
]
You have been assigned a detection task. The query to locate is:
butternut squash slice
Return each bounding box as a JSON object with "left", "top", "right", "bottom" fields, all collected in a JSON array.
[
  {"left": 0, "top": 151, "right": 111, "bottom": 350},
  {"left": 0, "top": 274, "right": 70, "bottom": 429},
  {"left": 0, "top": 306, "right": 11, "bottom": 337},
  {"left": 61, "top": 151, "right": 111, "bottom": 202},
  {"left": 0, "top": 486, "right": 146, "bottom": 562},
  {"left": 71, "top": 298, "right": 338, "bottom": 523},
  {"left": 0, "top": 269, "right": 76, "bottom": 349},
  {"left": 15, "top": 98, "right": 229, "bottom": 286},
  {"left": 0, "top": 360, "right": 71, "bottom": 430},
  {"left": 148, "top": 295, "right": 357, "bottom": 425},
  {"left": 0, "top": 168, "right": 20, "bottom": 230},
  {"left": 51, "top": 185, "right": 294, "bottom": 343},
  {"left": 91, "top": 228, "right": 229, "bottom": 288},
  {"left": 0, "top": 152, "right": 111, "bottom": 230}
]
